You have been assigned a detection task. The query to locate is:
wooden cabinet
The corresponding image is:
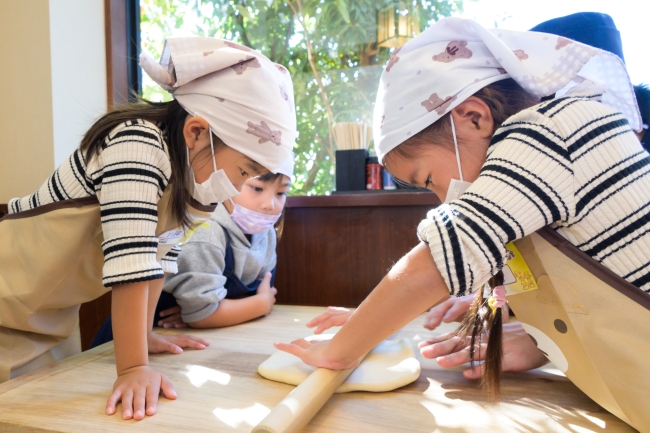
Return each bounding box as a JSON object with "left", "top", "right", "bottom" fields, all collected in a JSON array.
[{"left": 274, "top": 192, "right": 440, "bottom": 307}]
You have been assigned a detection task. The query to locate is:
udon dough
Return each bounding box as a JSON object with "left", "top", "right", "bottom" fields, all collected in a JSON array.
[{"left": 257, "top": 334, "right": 421, "bottom": 393}]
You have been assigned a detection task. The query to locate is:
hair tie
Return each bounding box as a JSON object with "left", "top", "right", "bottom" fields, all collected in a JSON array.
[{"left": 488, "top": 285, "right": 507, "bottom": 312}]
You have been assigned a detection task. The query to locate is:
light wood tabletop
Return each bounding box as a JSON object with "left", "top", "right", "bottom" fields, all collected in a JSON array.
[{"left": 0, "top": 305, "right": 636, "bottom": 432}]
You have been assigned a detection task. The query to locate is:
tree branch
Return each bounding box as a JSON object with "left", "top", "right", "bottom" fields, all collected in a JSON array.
[
  {"left": 286, "top": 0, "right": 337, "bottom": 159},
  {"left": 235, "top": 2, "right": 253, "bottom": 48},
  {"left": 300, "top": 138, "right": 328, "bottom": 193}
]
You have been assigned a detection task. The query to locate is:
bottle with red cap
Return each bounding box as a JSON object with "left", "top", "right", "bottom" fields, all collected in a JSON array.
[{"left": 366, "top": 153, "right": 382, "bottom": 190}]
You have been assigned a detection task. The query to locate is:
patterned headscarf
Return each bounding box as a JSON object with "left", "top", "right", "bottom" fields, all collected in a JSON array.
[
  {"left": 374, "top": 17, "right": 641, "bottom": 163},
  {"left": 140, "top": 37, "right": 295, "bottom": 176}
]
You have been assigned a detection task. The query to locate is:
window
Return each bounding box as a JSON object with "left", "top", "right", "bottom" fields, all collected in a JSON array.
[{"left": 139, "top": 0, "right": 463, "bottom": 195}]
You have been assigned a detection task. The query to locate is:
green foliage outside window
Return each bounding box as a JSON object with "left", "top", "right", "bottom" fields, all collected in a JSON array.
[{"left": 141, "top": 0, "right": 464, "bottom": 195}]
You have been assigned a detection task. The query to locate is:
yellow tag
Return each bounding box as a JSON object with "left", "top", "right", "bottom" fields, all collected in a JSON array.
[
  {"left": 179, "top": 221, "right": 211, "bottom": 243},
  {"left": 503, "top": 243, "right": 539, "bottom": 296}
]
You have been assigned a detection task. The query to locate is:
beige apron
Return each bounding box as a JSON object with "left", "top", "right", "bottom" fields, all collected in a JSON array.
[
  {"left": 509, "top": 227, "right": 650, "bottom": 432},
  {"left": 0, "top": 189, "right": 215, "bottom": 382}
]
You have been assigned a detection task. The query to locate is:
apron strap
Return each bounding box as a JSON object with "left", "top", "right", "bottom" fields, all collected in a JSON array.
[{"left": 219, "top": 225, "right": 264, "bottom": 299}]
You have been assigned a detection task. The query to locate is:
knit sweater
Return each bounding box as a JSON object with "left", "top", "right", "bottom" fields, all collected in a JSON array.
[
  {"left": 8, "top": 119, "right": 178, "bottom": 287},
  {"left": 162, "top": 203, "right": 277, "bottom": 323},
  {"left": 417, "top": 96, "right": 650, "bottom": 296}
]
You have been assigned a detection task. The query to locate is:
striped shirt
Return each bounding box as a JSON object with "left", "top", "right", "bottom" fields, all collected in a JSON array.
[
  {"left": 9, "top": 119, "right": 179, "bottom": 287},
  {"left": 417, "top": 96, "right": 650, "bottom": 295}
]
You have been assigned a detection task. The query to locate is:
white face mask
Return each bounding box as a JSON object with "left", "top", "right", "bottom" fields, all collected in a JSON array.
[
  {"left": 444, "top": 115, "right": 472, "bottom": 203},
  {"left": 188, "top": 128, "right": 239, "bottom": 206}
]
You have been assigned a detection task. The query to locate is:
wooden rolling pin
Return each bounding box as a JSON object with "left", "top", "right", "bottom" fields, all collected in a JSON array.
[{"left": 252, "top": 354, "right": 369, "bottom": 433}]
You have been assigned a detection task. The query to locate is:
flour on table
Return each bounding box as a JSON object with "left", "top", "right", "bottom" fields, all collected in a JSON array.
[{"left": 257, "top": 334, "right": 421, "bottom": 393}]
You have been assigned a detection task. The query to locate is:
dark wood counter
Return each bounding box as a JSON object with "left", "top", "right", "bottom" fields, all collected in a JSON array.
[
  {"left": 78, "top": 191, "right": 441, "bottom": 349},
  {"left": 275, "top": 192, "right": 440, "bottom": 307}
]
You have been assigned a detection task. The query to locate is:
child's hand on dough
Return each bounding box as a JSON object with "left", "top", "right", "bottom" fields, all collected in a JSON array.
[
  {"left": 157, "top": 305, "right": 187, "bottom": 329},
  {"left": 256, "top": 272, "right": 277, "bottom": 316},
  {"left": 306, "top": 307, "right": 353, "bottom": 334},
  {"left": 274, "top": 338, "right": 360, "bottom": 370}
]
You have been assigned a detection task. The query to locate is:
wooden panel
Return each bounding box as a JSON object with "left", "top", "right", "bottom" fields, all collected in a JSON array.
[
  {"left": 0, "top": 306, "right": 634, "bottom": 432},
  {"left": 287, "top": 191, "right": 439, "bottom": 208},
  {"left": 79, "top": 292, "right": 111, "bottom": 351},
  {"left": 104, "top": 0, "right": 129, "bottom": 108},
  {"left": 275, "top": 193, "right": 440, "bottom": 307}
]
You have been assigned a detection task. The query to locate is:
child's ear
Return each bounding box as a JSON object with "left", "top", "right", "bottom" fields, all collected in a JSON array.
[{"left": 183, "top": 116, "right": 210, "bottom": 150}]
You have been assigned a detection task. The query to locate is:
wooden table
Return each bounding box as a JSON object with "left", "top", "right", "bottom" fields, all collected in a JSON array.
[{"left": 0, "top": 306, "right": 635, "bottom": 432}]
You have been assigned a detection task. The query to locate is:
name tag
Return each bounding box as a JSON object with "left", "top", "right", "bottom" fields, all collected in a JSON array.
[{"left": 158, "top": 229, "right": 184, "bottom": 245}]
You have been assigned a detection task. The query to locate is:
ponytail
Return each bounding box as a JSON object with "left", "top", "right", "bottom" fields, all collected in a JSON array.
[{"left": 455, "top": 271, "right": 505, "bottom": 402}]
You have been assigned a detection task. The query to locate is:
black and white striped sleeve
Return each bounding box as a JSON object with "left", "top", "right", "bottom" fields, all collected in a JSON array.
[
  {"left": 417, "top": 108, "right": 575, "bottom": 296},
  {"left": 161, "top": 244, "right": 182, "bottom": 275},
  {"left": 94, "top": 120, "right": 172, "bottom": 287}
]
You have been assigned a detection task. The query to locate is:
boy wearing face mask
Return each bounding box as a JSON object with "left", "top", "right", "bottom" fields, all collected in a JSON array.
[{"left": 156, "top": 171, "right": 291, "bottom": 328}]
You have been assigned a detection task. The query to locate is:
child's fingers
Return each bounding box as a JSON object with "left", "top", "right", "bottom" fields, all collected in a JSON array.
[
  {"left": 436, "top": 340, "right": 486, "bottom": 368},
  {"left": 160, "top": 374, "right": 177, "bottom": 400},
  {"left": 168, "top": 334, "right": 208, "bottom": 350},
  {"left": 442, "top": 301, "right": 468, "bottom": 323},
  {"left": 178, "top": 338, "right": 206, "bottom": 350},
  {"left": 289, "top": 338, "right": 315, "bottom": 349},
  {"left": 271, "top": 287, "right": 277, "bottom": 296},
  {"left": 181, "top": 334, "right": 210, "bottom": 346},
  {"left": 423, "top": 301, "right": 449, "bottom": 330},
  {"left": 419, "top": 335, "right": 466, "bottom": 359},
  {"left": 145, "top": 384, "right": 159, "bottom": 416},
  {"left": 159, "top": 306, "right": 181, "bottom": 318},
  {"left": 159, "top": 313, "right": 182, "bottom": 323},
  {"left": 105, "top": 389, "right": 122, "bottom": 415},
  {"left": 174, "top": 322, "right": 188, "bottom": 329},
  {"left": 306, "top": 314, "right": 328, "bottom": 328},
  {"left": 435, "top": 345, "right": 477, "bottom": 368},
  {"left": 133, "top": 388, "right": 146, "bottom": 421},
  {"left": 121, "top": 389, "right": 134, "bottom": 420},
  {"left": 273, "top": 341, "right": 306, "bottom": 359},
  {"left": 417, "top": 331, "right": 456, "bottom": 348},
  {"left": 463, "top": 364, "right": 485, "bottom": 379},
  {"left": 314, "top": 317, "right": 340, "bottom": 334},
  {"left": 161, "top": 342, "right": 183, "bottom": 354}
]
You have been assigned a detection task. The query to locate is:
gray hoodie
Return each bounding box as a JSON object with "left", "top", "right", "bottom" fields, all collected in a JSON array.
[{"left": 162, "top": 203, "right": 277, "bottom": 323}]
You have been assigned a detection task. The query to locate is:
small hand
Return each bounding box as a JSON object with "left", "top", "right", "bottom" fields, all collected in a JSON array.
[
  {"left": 147, "top": 331, "right": 210, "bottom": 354},
  {"left": 423, "top": 295, "right": 474, "bottom": 330},
  {"left": 423, "top": 295, "right": 510, "bottom": 330},
  {"left": 105, "top": 366, "right": 176, "bottom": 420},
  {"left": 157, "top": 306, "right": 187, "bottom": 329},
  {"left": 273, "top": 338, "right": 359, "bottom": 370},
  {"left": 418, "top": 322, "right": 547, "bottom": 378},
  {"left": 256, "top": 272, "right": 277, "bottom": 316},
  {"left": 306, "top": 307, "right": 352, "bottom": 334}
]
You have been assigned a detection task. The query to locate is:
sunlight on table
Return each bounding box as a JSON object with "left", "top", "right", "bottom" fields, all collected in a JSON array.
[
  {"left": 213, "top": 403, "right": 271, "bottom": 428},
  {"left": 183, "top": 365, "right": 231, "bottom": 388}
]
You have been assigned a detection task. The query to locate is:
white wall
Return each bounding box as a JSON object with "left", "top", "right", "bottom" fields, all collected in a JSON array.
[
  {"left": 49, "top": 0, "right": 107, "bottom": 168},
  {"left": 0, "top": 0, "right": 107, "bottom": 202},
  {"left": 0, "top": 0, "right": 55, "bottom": 202}
]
